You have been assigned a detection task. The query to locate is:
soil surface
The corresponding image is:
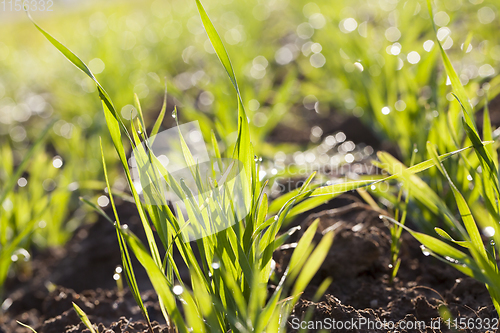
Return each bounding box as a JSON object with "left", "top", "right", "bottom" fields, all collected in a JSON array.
[
  {"left": 1, "top": 203, "right": 170, "bottom": 333},
  {"left": 277, "top": 196, "right": 496, "bottom": 332}
]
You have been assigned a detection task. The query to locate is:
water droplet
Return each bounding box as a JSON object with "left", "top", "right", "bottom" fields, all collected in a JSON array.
[
  {"left": 122, "top": 224, "right": 129, "bottom": 230},
  {"left": 173, "top": 285, "right": 184, "bottom": 295},
  {"left": 420, "top": 245, "right": 430, "bottom": 256},
  {"left": 115, "top": 266, "right": 123, "bottom": 274},
  {"left": 388, "top": 264, "right": 393, "bottom": 269},
  {"left": 483, "top": 226, "right": 495, "bottom": 237},
  {"left": 445, "top": 256, "right": 459, "bottom": 264},
  {"left": 274, "top": 215, "right": 279, "bottom": 221},
  {"left": 172, "top": 110, "right": 177, "bottom": 119},
  {"left": 113, "top": 273, "right": 120, "bottom": 281},
  {"left": 17, "top": 177, "right": 28, "bottom": 187},
  {"left": 212, "top": 261, "right": 220, "bottom": 270},
  {"left": 491, "top": 240, "right": 496, "bottom": 246},
  {"left": 1, "top": 298, "right": 13, "bottom": 312}
]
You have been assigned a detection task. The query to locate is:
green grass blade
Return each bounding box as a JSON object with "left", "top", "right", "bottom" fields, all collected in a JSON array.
[
  {"left": 26, "top": 11, "right": 130, "bottom": 141},
  {"left": 79, "top": 197, "right": 114, "bottom": 224},
  {"left": 151, "top": 81, "right": 168, "bottom": 138},
  {"left": 194, "top": 0, "right": 252, "bottom": 202},
  {"left": 99, "top": 139, "right": 153, "bottom": 330},
  {"left": 381, "top": 215, "right": 485, "bottom": 281},
  {"left": 16, "top": 321, "right": 38, "bottom": 333},
  {"left": 194, "top": 0, "right": 238, "bottom": 94},
  {"left": 121, "top": 230, "right": 188, "bottom": 333},
  {"left": 427, "top": 142, "right": 488, "bottom": 260},
  {"left": 291, "top": 231, "right": 333, "bottom": 302},
  {"left": 72, "top": 302, "right": 96, "bottom": 333},
  {"left": 308, "top": 143, "right": 487, "bottom": 200},
  {"left": 288, "top": 218, "right": 320, "bottom": 279}
]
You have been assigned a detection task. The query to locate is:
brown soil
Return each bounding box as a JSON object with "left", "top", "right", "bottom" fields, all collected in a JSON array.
[
  {"left": 276, "top": 196, "right": 496, "bottom": 332},
  {"left": 1, "top": 203, "right": 170, "bottom": 333}
]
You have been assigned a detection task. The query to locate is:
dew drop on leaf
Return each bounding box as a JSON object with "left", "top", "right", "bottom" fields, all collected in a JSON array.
[
  {"left": 420, "top": 245, "right": 430, "bottom": 256},
  {"left": 173, "top": 285, "right": 184, "bottom": 295}
]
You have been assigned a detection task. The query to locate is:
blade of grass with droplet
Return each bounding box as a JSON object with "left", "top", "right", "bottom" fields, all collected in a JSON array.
[
  {"left": 79, "top": 197, "right": 114, "bottom": 224},
  {"left": 427, "top": 142, "right": 489, "bottom": 262},
  {"left": 309, "top": 180, "right": 378, "bottom": 197},
  {"left": 274, "top": 226, "right": 301, "bottom": 250},
  {"left": 243, "top": 181, "right": 269, "bottom": 256},
  {"left": 377, "top": 150, "right": 466, "bottom": 235},
  {"left": 121, "top": 229, "right": 189, "bottom": 333},
  {"left": 381, "top": 215, "right": 485, "bottom": 281},
  {"left": 178, "top": 288, "right": 207, "bottom": 333},
  {"left": 134, "top": 94, "right": 148, "bottom": 139},
  {"left": 259, "top": 200, "right": 296, "bottom": 272},
  {"left": 463, "top": 32, "right": 473, "bottom": 55}
]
